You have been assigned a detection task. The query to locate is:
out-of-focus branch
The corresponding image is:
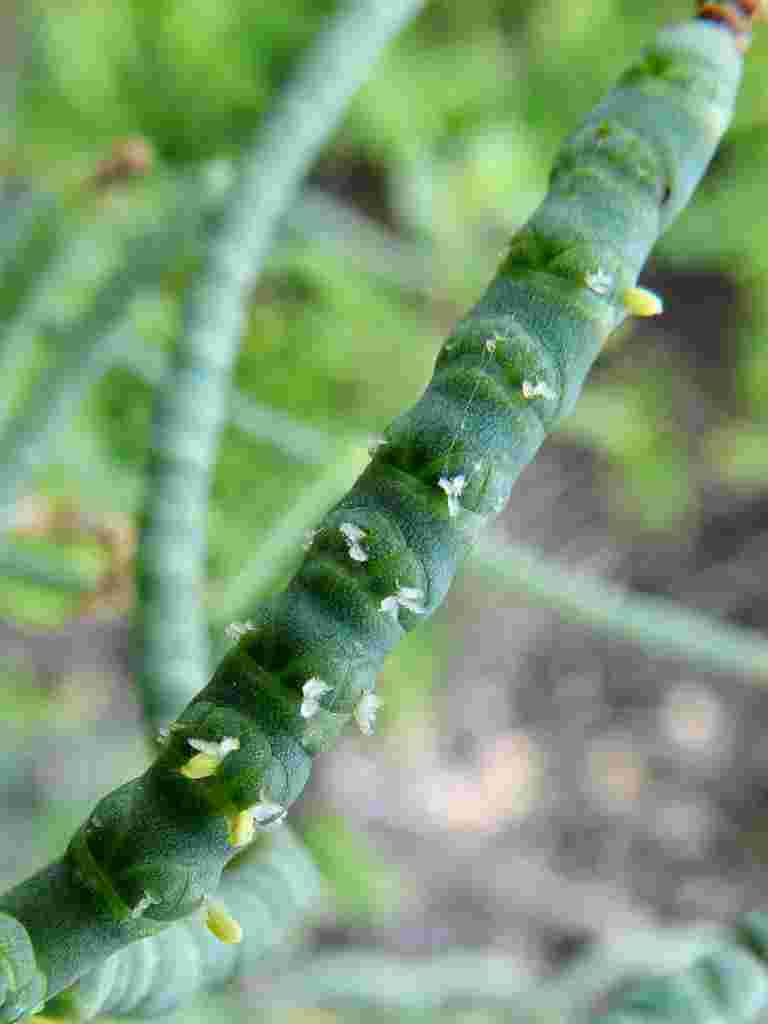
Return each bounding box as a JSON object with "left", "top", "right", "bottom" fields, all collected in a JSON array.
[{"left": 472, "top": 535, "right": 768, "bottom": 684}]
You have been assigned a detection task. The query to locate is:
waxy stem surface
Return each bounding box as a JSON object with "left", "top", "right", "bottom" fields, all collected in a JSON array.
[{"left": 0, "top": 12, "right": 749, "bottom": 1020}]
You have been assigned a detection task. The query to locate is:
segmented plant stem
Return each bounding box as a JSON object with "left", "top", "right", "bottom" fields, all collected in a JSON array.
[
  {"left": 0, "top": 9, "right": 755, "bottom": 1022},
  {"left": 40, "top": 828, "right": 323, "bottom": 1021},
  {"left": 593, "top": 915, "right": 768, "bottom": 1023},
  {"left": 134, "top": 0, "right": 427, "bottom": 730}
]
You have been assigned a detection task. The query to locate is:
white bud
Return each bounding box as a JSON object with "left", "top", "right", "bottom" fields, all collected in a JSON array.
[
  {"left": 354, "top": 692, "right": 384, "bottom": 736},
  {"left": 340, "top": 521, "right": 369, "bottom": 562},
  {"left": 130, "top": 891, "right": 160, "bottom": 919},
  {"left": 585, "top": 267, "right": 614, "bottom": 295},
  {"left": 187, "top": 736, "right": 240, "bottom": 760},
  {"left": 181, "top": 736, "right": 240, "bottom": 780},
  {"left": 521, "top": 379, "right": 556, "bottom": 401},
  {"left": 300, "top": 677, "right": 332, "bottom": 719},
  {"left": 381, "top": 584, "right": 426, "bottom": 619},
  {"left": 230, "top": 788, "right": 288, "bottom": 845},
  {"left": 437, "top": 475, "right": 466, "bottom": 518},
  {"left": 250, "top": 797, "right": 288, "bottom": 831},
  {"left": 396, "top": 585, "right": 427, "bottom": 613},
  {"left": 225, "top": 621, "right": 255, "bottom": 642}
]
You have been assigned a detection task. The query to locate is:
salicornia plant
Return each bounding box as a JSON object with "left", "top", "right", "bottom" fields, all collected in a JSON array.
[
  {"left": 36, "top": 827, "right": 325, "bottom": 1023},
  {"left": 0, "top": 1, "right": 764, "bottom": 1021}
]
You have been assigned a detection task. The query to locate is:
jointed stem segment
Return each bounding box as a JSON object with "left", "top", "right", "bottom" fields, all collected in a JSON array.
[{"left": 0, "top": 7, "right": 756, "bottom": 1021}]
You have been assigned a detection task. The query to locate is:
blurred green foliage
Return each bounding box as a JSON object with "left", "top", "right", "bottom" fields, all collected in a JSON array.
[
  {"left": 302, "top": 812, "right": 404, "bottom": 923},
  {"left": 4, "top": 0, "right": 766, "bottom": 609}
]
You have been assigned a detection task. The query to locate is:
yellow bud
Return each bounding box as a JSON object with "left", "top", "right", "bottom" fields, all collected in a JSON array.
[
  {"left": 205, "top": 901, "right": 243, "bottom": 945},
  {"left": 228, "top": 810, "right": 254, "bottom": 848},
  {"left": 622, "top": 286, "right": 663, "bottom": 317},
  {"left": 180, "top": 752, "right": 219, "bottom": 780}
]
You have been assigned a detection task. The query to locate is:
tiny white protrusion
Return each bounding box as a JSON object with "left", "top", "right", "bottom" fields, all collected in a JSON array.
[
  {"left": 380, "top": 584, "right": 426, "bottom": 619},
  {"left": 355, "top": 692, "right": 384, "bottom": 736},
  {"left": 250, "top": 798, "right": 288, "bottom": 830},
  {"left": 622, "top": 286, "right": 663, "bottom": 317},
  {"left": 522, "top": 379, "right": 556, "bottom": 401},
  {"left": 300, "top": 677, "right": 333, "bottom": 719},
  {"left": 188, "top": 736, "right": 240, "bottom": 760},
  {"left": 130, "top": 891, "right": 160, "bottom": 919},
  {"left": 229, "top": 788, "right": 288, "bottom": 846},
  {"left": 585, "top": 268, "right": 614, "bottom": 296},
  {"left": 156, "top": 727, "right": 170, "bottom": 743},
  {"left": 368, "top": 435, "right": 386, "bottom": 456},
  {"left": 303, "top": 528, "right": 318, "bottom": 552},
  {"left": 225, "top": 621, "right": 254, "bottom": 643},
  {"left": 437, "top": 475, "right": 466, "bottom": 518},
  {"left": 485, "top": 336, "right": 497, "bottom": 354},
  {"left": 397, "top": 585, "right": 426, "bottom": 614},
  {"left": 340, "top": 521, "right": 369, "bottom": 563},
  {"left": 182, "top": 736, "right": 240, "bottom": 780}
]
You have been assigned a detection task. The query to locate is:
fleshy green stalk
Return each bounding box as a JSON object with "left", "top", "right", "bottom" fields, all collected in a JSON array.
[
  {"left": 228, "top": 917, "right": 768, "bottom": 1022},
  {"left": 210, "top": 444, "right": 371, "bottom": 634},
  {"left": 243, "top": 925, "right": 725, "bottom": 1014},
  {"left": 592, "top": 913, "right": 768, "bottom": 1023},
  {"left": 134, "top": 0, "right": 426, "bottom": 729},
  {"left": 0, "top": 8, "right": 754, "bottom": 1020},
  {"left": 39, "top": 827, "right": 323, "bottom": 1022}
]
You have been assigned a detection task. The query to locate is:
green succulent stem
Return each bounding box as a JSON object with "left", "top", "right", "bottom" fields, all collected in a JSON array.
[
  {"left": 0, "top": 10, "right": 753, "bottom": 1021},
  {"left": 134, "top": 0, "right": 426, "bottom": 728},
  {"left": 593, "top": 914, "right": 768, "bottom": 1023},
  {"left": 38, "top": 828, "right": 323, "bottom": 1022}
]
